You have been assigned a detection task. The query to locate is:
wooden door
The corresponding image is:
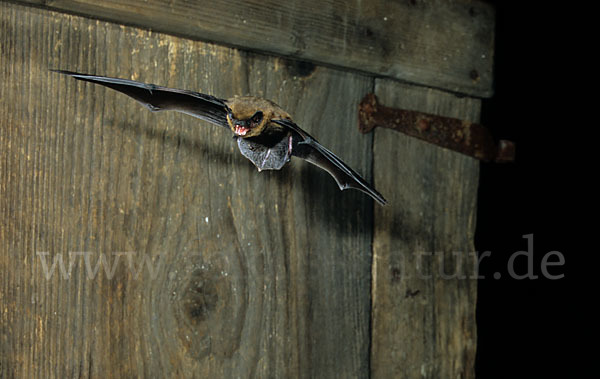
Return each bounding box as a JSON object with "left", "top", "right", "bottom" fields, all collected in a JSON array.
[{"left": 1, "top": 1, "right": 494, "bottom": 377}]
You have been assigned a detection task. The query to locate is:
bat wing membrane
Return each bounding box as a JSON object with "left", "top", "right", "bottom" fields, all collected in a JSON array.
[
  {"left": 274, "top": 119, "right": 387, "bottom": 205},
  {"left": 51, "top": 70, "right": 229, "bottom": 127}
]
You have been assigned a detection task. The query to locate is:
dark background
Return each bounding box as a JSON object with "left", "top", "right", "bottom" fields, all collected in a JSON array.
[{"left": 475, "top": 2, "right": 572, "bottom": 378}]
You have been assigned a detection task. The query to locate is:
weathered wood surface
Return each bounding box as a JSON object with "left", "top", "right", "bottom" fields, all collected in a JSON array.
[
  {"left": 1, "top": 3, "right": 374, "bottom": 377},
  {"left": 370, "top": 79, "right": 480, "bottom": 378},
  {"left": 17, "top": 0, "right": 495, "bottom": 97}
]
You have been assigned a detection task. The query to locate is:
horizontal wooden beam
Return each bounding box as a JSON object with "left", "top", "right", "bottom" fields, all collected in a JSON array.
[{"left": 17, "top": 0, "right": 495, "bottom": 97}]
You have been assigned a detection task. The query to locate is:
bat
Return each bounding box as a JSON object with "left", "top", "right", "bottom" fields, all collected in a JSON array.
[{"left": 51, "top": 70, "right": 387, "bottom": 205}]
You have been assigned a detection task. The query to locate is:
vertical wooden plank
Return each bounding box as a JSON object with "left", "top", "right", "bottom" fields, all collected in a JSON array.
[
  {"left": 371, "top": 79, "right": 480, "bottom": 378},
  {"left": 0, "top": 3, "right": 373, "bottom": 378}
]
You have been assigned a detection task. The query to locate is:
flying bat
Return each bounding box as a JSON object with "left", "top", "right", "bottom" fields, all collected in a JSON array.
[{"left": 51, "top": 70, "right": 387, "bottom": 205}]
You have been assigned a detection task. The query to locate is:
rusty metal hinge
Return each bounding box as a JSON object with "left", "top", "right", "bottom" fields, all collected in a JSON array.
[{"left": 358, "top": 93, "right": 515, "bottom": 162}]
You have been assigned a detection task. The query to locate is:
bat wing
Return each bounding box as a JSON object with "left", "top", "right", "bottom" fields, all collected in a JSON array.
[
  {"left": 51, "top": 70, "right": 229, "bottom": 127},
  {"left": 274, "top": 119, "right": 387, "bottom": 205}
]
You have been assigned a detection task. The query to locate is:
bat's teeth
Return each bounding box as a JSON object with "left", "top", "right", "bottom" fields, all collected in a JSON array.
[{"left": 235, "top": 125, "right": 249, "bottom": 136}]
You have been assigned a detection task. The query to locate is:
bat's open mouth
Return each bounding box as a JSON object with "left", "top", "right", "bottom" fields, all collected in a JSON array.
[{"left": 234, "top": 124, "right": 250, "bottom": 136}]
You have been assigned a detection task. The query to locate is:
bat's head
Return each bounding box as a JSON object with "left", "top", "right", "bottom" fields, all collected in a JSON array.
[
  {"left": 225, "top": 96, "right": 287, "bottom": 138},
  {"left": 227, "top": 109, "right": 265, "bottom": 138}
]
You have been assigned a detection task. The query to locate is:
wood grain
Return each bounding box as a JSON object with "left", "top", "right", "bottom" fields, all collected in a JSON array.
[
  {"left": 370, "top": 79, "right": 480, "bottom": 378},
  {"left": 16, "top": 0, "right": 495, "bottom": 97},
  {"left": 0, "top": 3, "right": 373, "bottom": 377}
]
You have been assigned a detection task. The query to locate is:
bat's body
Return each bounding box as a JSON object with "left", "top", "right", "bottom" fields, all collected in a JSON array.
[{"left": 52, "top": 70, "right": 387, "bottom": 205}]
